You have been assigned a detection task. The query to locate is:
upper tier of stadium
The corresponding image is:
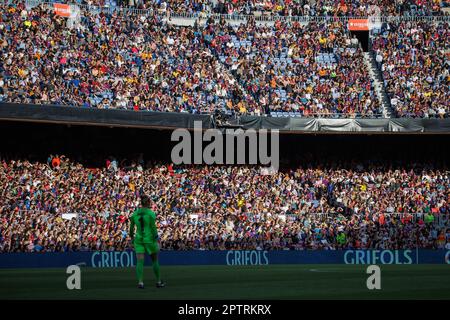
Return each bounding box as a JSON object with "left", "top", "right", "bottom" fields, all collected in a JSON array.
[{"left": 0, "top": 0, "right": 448, "bottom": 118}]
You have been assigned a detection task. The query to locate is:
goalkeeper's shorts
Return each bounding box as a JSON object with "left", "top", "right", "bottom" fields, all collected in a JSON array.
[{"left": 134, "top": 241, "right": 159, "bottom": 255}]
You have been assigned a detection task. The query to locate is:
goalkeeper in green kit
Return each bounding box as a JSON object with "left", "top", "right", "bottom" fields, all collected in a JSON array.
[{"left": 129, "top": 195, "right": 165, "bottom": 289}]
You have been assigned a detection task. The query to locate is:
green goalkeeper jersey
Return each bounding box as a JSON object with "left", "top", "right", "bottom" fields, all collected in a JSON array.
[{"left": 129, "top": 207, "right": 158, "bottom": 244}]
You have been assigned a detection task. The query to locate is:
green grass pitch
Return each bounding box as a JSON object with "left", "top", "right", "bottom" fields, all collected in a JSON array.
[{"left": 0, "top": 265, "right": 449, "bottom": 299}]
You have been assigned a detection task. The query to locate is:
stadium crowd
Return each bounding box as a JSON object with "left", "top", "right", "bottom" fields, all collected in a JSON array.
[
  {"left": 207, "top": 18, "right": 380, "bottom": 116},
  {"left": 212, "top": 0, "right": 445, "bottom": 16},
  {"left": 0, "top": 155, "right": 448, "bottom": 252},
  {"left": 81, "top": 0, "right": 446, "bottom": 17},
  {"left": 0, "top": 2, "right": 382, "bottom": 116},
  {"left": 81, "top": 0, "right": 213, "bottom": 14},
  {"left": 372, "top": 21, "right": 449, "bottom": 118},
  {"left": 0, "top": 1, "right": 448, "bottom": 117},
  {"left": 0, "top": 3, "right": 258, "bottom": 114}
]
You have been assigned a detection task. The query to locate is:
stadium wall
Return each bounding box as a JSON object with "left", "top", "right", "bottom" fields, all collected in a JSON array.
[
  {"left": 0, "top": 250, "right": 449, "bottom": 268},
  {"left": 0, "top": 103, "right": 214, "bottom": 129},
  {"left": 236, "top": 117, "right": 450, "bottom": 132},
  {"left": 1, "top": 103, "right": 450, "bottom": 133}
]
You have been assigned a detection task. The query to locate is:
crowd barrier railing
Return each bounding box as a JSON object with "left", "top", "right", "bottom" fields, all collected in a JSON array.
[
  {"left": 267, "top": 113, "right": 385, "bottom": 119},
  {"left": 16, "top": 0, "right": 450, "bottom": 23},
  {"left": 10, "top": 209, "right": 445, "bottom": 222}
]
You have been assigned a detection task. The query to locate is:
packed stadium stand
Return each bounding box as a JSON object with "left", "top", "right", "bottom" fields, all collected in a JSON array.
[
  {"left": 0, "top": 121, "right": 448, "bottom": 253},
  {"left": 0, "top": 0, "right": 448, "bottom": 118},
  {"left": 372, "top": 21, "right": 448, "bottom": 118},
  {"left": 62, "top": 0, "right": 449, "bottom": 17},
  {"left": 1, "top": 156, "right": 448, "bottom": 252},
  {"left": 208, "top": 18, "right": 380, "bottom": 117},
  {"left": 0, "top": 1, "right": 449, "bottom": 253}
]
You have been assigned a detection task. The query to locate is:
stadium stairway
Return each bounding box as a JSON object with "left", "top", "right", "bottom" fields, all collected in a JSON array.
[
  {"left": 363, "top": 52, "right": 394, "bottom": 118},
  {"left": 325, "top": 184, "right": 355, "bottom": 217},
  {"left": 215, "top": 56, "right": 254, "bottom": 116}
]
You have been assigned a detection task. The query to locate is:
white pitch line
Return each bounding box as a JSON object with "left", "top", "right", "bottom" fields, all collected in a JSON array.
[{"left": 308, "top": 269, "right": 341, "bottom": 273}]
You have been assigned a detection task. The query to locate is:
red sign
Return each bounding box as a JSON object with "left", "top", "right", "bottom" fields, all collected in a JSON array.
[
  {"left": 54, "top": 3, "right": 71, "bottom": 17},
  {"left": 348, "top": 19, "right": 369, "bottom": 31}
]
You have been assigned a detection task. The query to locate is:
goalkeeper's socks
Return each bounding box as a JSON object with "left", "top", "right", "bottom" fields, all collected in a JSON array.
[
  {"left": 152, "top": 260, "right": 161, "bottom": 282},
  {"left": 136, "top": 258, "right": 144, "bottom": 283}
]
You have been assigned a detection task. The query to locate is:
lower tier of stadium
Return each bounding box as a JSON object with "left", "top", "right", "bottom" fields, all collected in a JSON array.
[{"left": 0, "top": 122, "right": 448, "bottom": 253}]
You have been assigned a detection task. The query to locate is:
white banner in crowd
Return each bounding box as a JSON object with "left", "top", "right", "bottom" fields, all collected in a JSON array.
[{"left": 62, "top": 213, "right": 78, "bottom": 220}]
